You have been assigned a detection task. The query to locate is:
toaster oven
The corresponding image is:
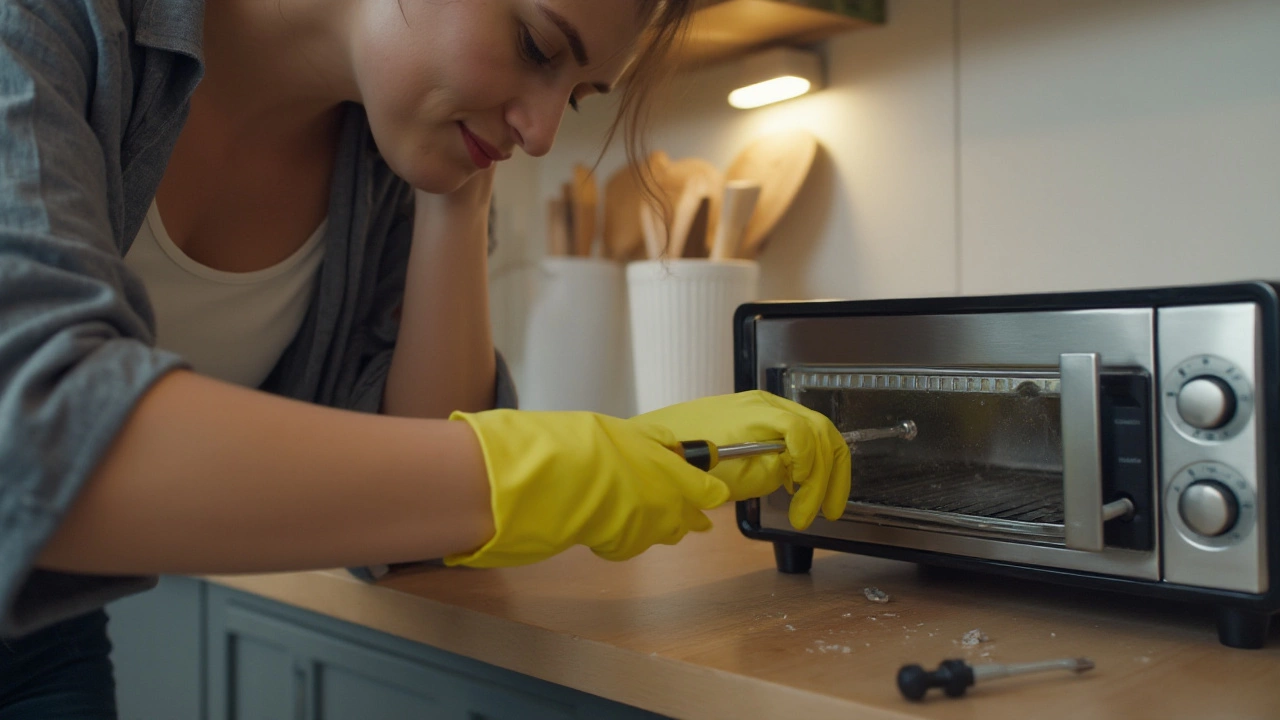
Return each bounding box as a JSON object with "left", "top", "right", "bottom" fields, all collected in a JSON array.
[{"left": 733, "top": 281, "right": 1279, "bottom": 648}]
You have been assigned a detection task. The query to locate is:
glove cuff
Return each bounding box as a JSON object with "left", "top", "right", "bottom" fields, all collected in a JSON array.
[{"left": 441, "top": 411, "right": 504, "bottom": 567}]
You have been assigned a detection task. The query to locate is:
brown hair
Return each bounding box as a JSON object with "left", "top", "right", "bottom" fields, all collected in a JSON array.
[{"left": 599, "top": 0, "right": 698, "bottom": 222}]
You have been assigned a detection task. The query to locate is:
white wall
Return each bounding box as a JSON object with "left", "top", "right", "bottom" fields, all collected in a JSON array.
[
  {"left": 490, "top": 0, "right": 1280, "bottom": 409},
  {"left": 957, "top": 0, "right": 1280, "bottom": 295}
]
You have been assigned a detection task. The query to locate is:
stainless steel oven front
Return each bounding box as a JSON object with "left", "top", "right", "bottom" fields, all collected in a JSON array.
[{"left": 734, "top": 282, "right": 1279, "bottom": 648}]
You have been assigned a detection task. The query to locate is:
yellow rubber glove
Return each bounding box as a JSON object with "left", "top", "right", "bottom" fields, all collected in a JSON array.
[
  {"left": 444, "top": 409, "right": 731, "bottom": 568},
  {"left": 634, "top": 390, "right": 851, "bottom": 530}
]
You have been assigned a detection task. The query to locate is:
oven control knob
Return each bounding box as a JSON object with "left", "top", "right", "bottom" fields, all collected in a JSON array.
[
  {"left": 1179, "top": 480, "right": 1239, "bottom": 538},
  {"left": 1176, "top": 376, "right": 1237, "bottom": 430}
]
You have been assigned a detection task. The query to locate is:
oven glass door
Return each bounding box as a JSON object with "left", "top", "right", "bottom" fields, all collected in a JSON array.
[
  {"left": 751, "top": 308, "right": 1160, "bottom": 580},
  {"left": 785, "top": 367, "right": 1066, "bottom": 544}
]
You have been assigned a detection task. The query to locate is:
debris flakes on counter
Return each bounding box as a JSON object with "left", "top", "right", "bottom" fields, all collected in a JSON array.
[
  {"left": 784, "top": 624, "right": 796, "bottom": 631},
  {"left": 863, "top": 586, "right": 890, "bottom": 603},
  {"left": 959, "top": 628, "right": 990, "bottom": 647},
  {"left": 813, "top": 640, "right": 853, "bottom": 654}
]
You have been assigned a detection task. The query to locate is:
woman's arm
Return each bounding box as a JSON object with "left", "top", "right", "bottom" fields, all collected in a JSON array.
[
  {"left": 382, "top": 171, "right": 498, "bottom": 418},
  {"left": 36, "top": 370, "right": 494, "bottom": 575}
]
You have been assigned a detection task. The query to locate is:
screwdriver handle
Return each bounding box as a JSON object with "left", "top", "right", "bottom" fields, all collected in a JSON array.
[
  {"left": 676, "top": 440, "right": 786, "bottom": 470},
  {"left": 897, "top": 659, "right": 975, "bottom": 700}
]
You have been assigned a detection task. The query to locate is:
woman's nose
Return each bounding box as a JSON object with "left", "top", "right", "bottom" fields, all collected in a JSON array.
[{"left": 507, "top": 90, "right": 570, "bottom": 158}]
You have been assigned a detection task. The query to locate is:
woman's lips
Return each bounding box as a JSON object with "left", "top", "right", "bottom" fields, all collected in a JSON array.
[{"left": 459, "top": 123, "right": 504, "bottom": 169}]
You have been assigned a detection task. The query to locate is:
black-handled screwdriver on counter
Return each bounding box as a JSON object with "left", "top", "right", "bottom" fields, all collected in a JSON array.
[
  {"left": 676, "top": 420, "right": 917, "bottom": 471},
  {"left": 897, "top": 657, "right": 1095, "bottom": 700}
]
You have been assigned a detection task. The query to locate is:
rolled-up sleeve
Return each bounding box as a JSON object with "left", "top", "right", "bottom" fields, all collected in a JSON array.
[{"left": 0, "top": 3, "right": 188, "bottom": 636}]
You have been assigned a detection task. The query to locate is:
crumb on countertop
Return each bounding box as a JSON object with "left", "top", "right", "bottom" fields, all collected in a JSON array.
[{"left": 863, "top": 586, "right": 890, "bottom": 603}]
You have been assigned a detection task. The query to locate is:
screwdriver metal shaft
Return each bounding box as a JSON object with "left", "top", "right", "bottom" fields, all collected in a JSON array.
[
  {"left": 842, "top": 420, "right": 918, "bottom": 444},
  {"left": 971, "top": 656, "right": 1095, "bottom": 683},
  {"left": 898, "top": 656, "right": 1094, "bottom": 700},
  {"left": 678, "top": 420, "right": 917, "bottom": 471}
]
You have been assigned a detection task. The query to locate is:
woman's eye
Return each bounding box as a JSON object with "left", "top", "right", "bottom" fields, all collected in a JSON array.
[{"left": 520, "top": 26, "right": 552, "bottom": 66}]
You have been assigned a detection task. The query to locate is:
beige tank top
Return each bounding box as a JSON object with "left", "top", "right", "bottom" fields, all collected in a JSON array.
[{"left": 123, "top": 201, "right": 326, "bottom": 387}]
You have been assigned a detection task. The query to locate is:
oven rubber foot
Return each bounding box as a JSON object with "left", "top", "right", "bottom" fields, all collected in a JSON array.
[
  {"left": 773, "top": 542, "right": 813, "bottom": 574},
  {"left": 1215, "top": 607, "right": 1272, "bottom": 649}
]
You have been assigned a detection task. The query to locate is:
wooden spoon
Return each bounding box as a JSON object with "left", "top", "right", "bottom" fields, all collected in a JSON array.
[
  {"left": 724, "top": 129, "right": 819, "bottom": 259},
  {"left": 709, "top": 180, "right": 761, "bottom": 260},
  {"left": 570, "top": 164, "right": 597, "bottom": 257},
  {"left": 560, "top": 181, "right": 576, "bottom": 254},
  {"left": 667, "top": 172, "right": 713, "bottom": 259},
  {"left": 546, "top": 197, "right": 570, "bottom": 256},
  {"left": 602, "top": 163, "right": 643, "bottom": 260},
  {"left": 638, "top": 201, "right": 666, "bottom": 261},
  {"left": 657, "top": 156, "right": 722, "bottom": 253}
]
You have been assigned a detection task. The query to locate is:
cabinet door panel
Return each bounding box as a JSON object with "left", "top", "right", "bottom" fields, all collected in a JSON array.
[
  {"left": 207, "top": 584, "right": 665, "bottom": 720},
  {"left": 209, "top": 588, "right": 571, "bottom": 720},
  {"left": 317, "top": 666, "right": 443, "bottom": 720},
  {"left": 107, "top": 575, "right": 205, "bottom": 720},
  {"left": 227, "top": 633, "right": 298, "bottom": 720}
]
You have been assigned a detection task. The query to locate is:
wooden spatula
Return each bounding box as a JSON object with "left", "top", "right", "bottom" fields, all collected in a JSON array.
[
  {"left": 638, "top": 201, "right": 667, "bottom": 260},
  {"left": 546, "top": 197, "right": 570, "bottom": 256},
  {"left": 709, "top": 180, "right": 761, "bottom": 260},
  {"left": 570, "top": 164, "right": 597, "bottom": 257},
  {"left": 657, "top": 156, "right": 722, "bottom": 255},
  {"left": 724, "top": 129, "right": 818, "bottom": 259},
  {"left": 560, "top": 181, "right": 575, "bottom": 254},
  {"left": 668, "top": 173, "right": 713, "bottom": 259},
  {"left": 602, "top": 163, "right": 643, "bottom": 260}
]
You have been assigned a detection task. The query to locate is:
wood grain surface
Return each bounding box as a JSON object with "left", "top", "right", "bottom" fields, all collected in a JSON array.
[{"left": 208, "top": 505, "right": 1280, "bottom": 720}]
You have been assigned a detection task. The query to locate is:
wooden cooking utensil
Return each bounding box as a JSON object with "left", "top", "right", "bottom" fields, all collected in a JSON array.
[
  {"left": 709, "top": 180, "right": 761, "bottom": 260},
  {"left": 638, "top": 201, "right": 666, "bottom": 261},
  {"left": 644, "top": 150, "right": 674, "bottom": 228},
  {"left": 560, "top": 182, "right": 576, "bottom": 254},
  {"left": 546, "top": 197, "right": 570, "bottom": 256},
  {"left": 668, "top": 173, "right": 713, "bottom": 259},
  {"left": 570, "top": 164, "right": 597, "bottom": 257},
  {"left": 724, "top": 129, "right": 819, "bottom": 259},
  {"left": 656, "top": 156, "right": 723, "bottom": 254},
  {"left": 602, "top": 163, "right": 644, "bottom": 260},
  {"left": 682, "top": 199, "right": 712, "bottom": 258}
]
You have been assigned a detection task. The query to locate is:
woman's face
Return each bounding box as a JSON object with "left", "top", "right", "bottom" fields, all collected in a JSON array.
[{"left": 351, "top": 0, "right": 646, "bottom": 193}]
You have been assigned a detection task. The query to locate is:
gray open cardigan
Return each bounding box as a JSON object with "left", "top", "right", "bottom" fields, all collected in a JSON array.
[{"left": 0, "top": 0, "right": 515, "bottom": 637}]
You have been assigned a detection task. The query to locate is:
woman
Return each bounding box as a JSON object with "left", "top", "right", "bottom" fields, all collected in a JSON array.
[{"left": 0, "top": 0, "right": 851, "bottom": 715}]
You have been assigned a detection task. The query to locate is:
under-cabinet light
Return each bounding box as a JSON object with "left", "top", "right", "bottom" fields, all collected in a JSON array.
[{"left": 727, "top": 47, "right": 824, "bottom": 110}]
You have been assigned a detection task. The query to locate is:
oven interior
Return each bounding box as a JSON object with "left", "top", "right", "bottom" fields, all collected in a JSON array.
[{"left": 782, "top": 368, "right": 1069, "bottom": 544}]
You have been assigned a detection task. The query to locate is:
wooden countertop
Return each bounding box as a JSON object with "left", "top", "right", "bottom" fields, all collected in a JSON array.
[{"left": 208, "top": 506, "right": 1280, "bottom": 719}]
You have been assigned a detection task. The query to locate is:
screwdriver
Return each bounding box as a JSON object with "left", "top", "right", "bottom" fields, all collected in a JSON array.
[
  {"left": 897, "top": 657, "right": 1095, "bottom": 700},
  {"left": 676, "top": 420, "right": 917, "bottom": 471}
]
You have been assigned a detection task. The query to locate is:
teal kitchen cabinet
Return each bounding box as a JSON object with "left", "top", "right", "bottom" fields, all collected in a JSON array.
[{"left": 107, "top": 577, "right": 665, "bottom": 719}]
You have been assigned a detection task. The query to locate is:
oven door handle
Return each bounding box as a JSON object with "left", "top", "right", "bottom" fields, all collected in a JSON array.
[
  {"left": 1061, "top": 352, "right": 1106, "bottom": 551},
  {"left": 1060, "top": 352, "right": 1136, "bottom": 551}
]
